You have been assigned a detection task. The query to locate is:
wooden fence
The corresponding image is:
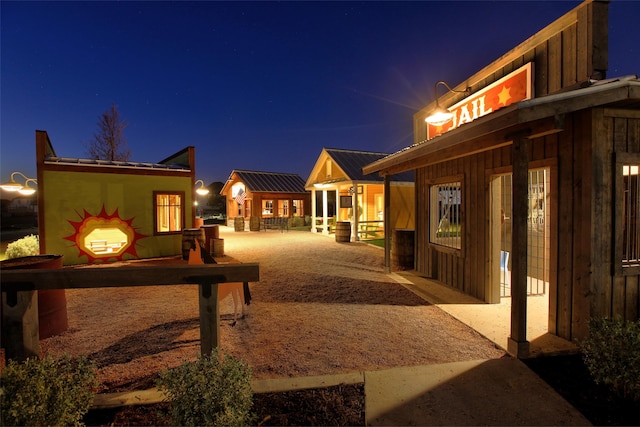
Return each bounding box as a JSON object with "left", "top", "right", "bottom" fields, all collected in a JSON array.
[{"left": 1, "top": 263, "right": 259, "bottom": 361}]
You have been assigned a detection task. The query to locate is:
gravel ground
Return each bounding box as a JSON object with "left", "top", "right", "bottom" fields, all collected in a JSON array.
[{"left": 41, "top": 227, "right": 505, "bottom": 393}]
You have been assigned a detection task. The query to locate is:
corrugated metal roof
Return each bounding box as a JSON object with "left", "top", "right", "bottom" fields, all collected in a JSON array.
[
  {"left": 324, "top": 148, "right": 414, "bottom": 182},
  {"left": 234, "top": 170, "right": 308, "bottom": 193},
  {"left": 44, "top": 156, "right": 190, "bottom": 171}
]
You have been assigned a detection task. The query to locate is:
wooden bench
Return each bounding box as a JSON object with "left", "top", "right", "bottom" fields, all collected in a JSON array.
[{"left": 262, "top": 217, "right": 288, "bottom": 232}]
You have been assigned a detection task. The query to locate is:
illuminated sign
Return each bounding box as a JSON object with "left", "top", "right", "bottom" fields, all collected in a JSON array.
[
  {"left": 65, "top": 205, "right": 147, "bottom": 263},
  {"left": 427, "top": 62, "right": 532, "bottom": 139}
]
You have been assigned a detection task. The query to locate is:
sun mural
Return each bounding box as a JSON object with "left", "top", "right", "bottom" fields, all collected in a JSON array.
[{"left": 64, "top": 205, "right": 147, "bottom": 263}]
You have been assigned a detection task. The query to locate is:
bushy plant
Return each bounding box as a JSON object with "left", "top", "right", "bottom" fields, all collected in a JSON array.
[
  {"left": 5, "top": 234, "right": 40, "bottom": 259},
  {"left": 157, "top": 348, "right": 255, "bottom": 426},
  {"left": 581, "top": 317, "right": 640, "bottom": 401},
  {"left": 0, "top": 354, "right": 98, "bottom": 426}
]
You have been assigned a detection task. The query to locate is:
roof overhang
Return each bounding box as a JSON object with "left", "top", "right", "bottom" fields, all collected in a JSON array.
[{"left": 364, "top": 79, "right": 640, "bottom": 176}]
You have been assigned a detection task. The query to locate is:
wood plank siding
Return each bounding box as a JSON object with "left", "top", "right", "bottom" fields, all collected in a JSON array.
[{"left": 364, "top": 1, "right": 640, "bottom": 345}]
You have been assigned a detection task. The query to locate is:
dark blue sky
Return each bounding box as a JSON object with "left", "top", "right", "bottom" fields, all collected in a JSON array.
[{"left": 2, "top": 1, "right": 638, "bottom": 185}]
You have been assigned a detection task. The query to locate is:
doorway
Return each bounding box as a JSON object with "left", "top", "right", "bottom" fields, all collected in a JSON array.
[{"left": 490, "top": 167, "right": 551, "bottom": 339}]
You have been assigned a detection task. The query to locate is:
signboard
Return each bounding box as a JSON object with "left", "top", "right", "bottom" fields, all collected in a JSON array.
[{"left": 427, "top": 62, "right": 533, "bottom": 140}]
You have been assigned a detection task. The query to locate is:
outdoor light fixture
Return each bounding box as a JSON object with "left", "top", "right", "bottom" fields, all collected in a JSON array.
[
  {"left": 195, "top": 179, "right": 210, "bottom": 196},
  {"left": 18, "top": 179, "right": 37, "bottom": 195},
  {"left": 425, "top": 81, "right": 471, "bottom": 126},
  {"left": 1, "top": 171, "right": 37, "bottom": 194}
]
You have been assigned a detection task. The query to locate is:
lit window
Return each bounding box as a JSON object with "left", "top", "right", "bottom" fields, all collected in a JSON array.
[
  {"left": 430, "top": 181, "right": 462, "bottom": 249},
  {"left": 293, "top": 200, "right": 304, "bottom": 216},
  {"left": 85, "top": 227, "right": 129, "bottom": 256},
  {"left": 279, "top": 200, "right": 289, "bottom": 216},
  {"left": 262, "top": 200, "right": 273, "bottom": 216},
  {"left": 154, "top": 191, "right": 184, "bottom": 234},
  {"left": 616, "top": 155, "right": 640, "bottom": 274}
]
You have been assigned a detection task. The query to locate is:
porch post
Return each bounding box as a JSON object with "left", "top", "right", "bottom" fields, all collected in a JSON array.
[
  {"left": 508, "top": 133, "right": 530, "bottom": 358},
  {"left": 384, "top": 175, "right": 391, "bottom": 273},
  {"left": 322, "top": 190, "right": 329, "bottom": 234},
  {"left": 353, "top": 185, "right": 359, "bottom": 241},
  {"left": 311, "top": 188, "right": 317, "bottom": 233}
]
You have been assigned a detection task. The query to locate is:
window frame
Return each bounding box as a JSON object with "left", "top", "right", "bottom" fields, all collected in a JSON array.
[
  {"left": 615, "top": 153, "right": 640, "bottom": 275},
  {"left": 427, "top": 175, "right": 464, "bottom": 252},
  {"left": 153, "top": 191, "right": 186, "bottom": 235}
]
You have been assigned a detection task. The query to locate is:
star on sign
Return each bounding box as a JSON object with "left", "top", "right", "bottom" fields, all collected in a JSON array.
[{"left": 497, "top": 85, "right": 512, "bottom": 106}]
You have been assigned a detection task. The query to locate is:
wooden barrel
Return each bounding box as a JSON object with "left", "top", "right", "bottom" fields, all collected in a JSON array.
[
  {"left": 211, "top": 238, "right": 224, "bottom": 257},
  {"left": 0, "top": 254, "right": 68, "bottom": 339},
  {"left": 393, "top": 229, "right": 415, "bottom": 270},
  {"left": 234, "top": 217, "right": 245, "bottom": 232},
  {"left": 335, "top": 221, "right": 351, "bottom": 243},
  {"left": 182, "top": 228, "right": 205, "bottom": 260},
  {"left": 249, "top": 216, "right": 261, "bottom": 231},
  {"left": 200, "top": 225, "right": 219, "bottom": 253}
]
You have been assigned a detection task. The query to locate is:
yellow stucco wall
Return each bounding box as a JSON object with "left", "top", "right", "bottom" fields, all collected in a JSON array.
[
  {"left": 42, "top": 170, "right": 192, "bottom": 265},
  {"left": 390, "top": 185, "right": 415, "bottom": 230}
]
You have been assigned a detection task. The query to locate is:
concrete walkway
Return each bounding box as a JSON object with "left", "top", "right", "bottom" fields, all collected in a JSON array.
[{"left": 94, "top": 359, "right": 590, "bottom": 425}]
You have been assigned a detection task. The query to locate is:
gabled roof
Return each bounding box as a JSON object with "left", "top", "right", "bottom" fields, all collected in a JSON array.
[
  {"left": 229, "top": 170, "right": 308, "bottom": 193},
  {"left": 323, "top": 148, "right": 414, "bottom": 182}
]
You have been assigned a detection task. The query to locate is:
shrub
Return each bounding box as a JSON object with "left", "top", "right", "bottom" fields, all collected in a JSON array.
[
  {"left": 157, "top": 348, "right": 255, "bottom": 426},
  {"left": 0, "top": 354, "right": 98, "bottom": 426},
  {"left": 581, "top": 317, "right": 640, "bottom": 401},
  {"left": 5, "top": 234, "right": 40, "bottom": 259}
]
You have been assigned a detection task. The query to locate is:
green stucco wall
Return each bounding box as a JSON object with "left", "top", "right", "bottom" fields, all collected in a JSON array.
[{"left": 42, "top": 170, "right": 193, "bottom": 265}]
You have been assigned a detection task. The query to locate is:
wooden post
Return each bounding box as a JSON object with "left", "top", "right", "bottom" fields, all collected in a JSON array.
[
  {"left": 508, "top": 133, "right": 531, "bottom": 358},
  {"left": 384, "top": 175, "right": 391, "bottom": 273},
  {"left": 1, "top": 290, "right": 39, "bottom": 361},
  {"left": 1, "top": 264, "right": 259, "bottom": 361},
  {"left": 198, "top": 283, "right": 220, "bottom": 355}
]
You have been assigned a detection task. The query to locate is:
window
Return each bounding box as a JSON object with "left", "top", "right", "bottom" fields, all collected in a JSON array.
[
  {"left": 616, "top": 154, "right": 640, "bottom": 274},
  {"left": 154, "top": 191, "right": 184, "bottom": 234},
  {"left": 429, "top": 181, "right": 462, "bottom": 249},
  {"left": 262, "top": 200, "right": 273, "bottom": 216},
  {"left": 293, "top": 200, "right": 304, "bottom": 216},
  {"left": 279, "top": 200, "right": 289, "bottom": 216}
]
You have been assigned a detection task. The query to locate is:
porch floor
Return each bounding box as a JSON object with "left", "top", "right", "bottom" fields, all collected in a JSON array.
[{"left": 391, "top": 271, "right": 578, "bottom": 358}]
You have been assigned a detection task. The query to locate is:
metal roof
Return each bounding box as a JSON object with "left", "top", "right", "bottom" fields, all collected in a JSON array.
[
  {"left": 44, "top": 156, "right": 191, "bottom": 171},
  {"left": 233, "top": 170, "right": 308, "bottom": 193},
  {"left": 324, "top": 148, "right": 414, "bottom": 182}
]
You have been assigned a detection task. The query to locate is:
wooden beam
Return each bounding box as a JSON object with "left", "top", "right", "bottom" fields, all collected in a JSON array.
[
  {"left": 1, "top": 263, "right": 259, "bottom": 361},
  {"left": 0, "top": 264, "right": 260, "bottom": 291}
]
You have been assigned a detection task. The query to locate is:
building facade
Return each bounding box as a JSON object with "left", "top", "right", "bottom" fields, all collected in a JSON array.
[
  {"left": 36, "top": 130, "right": 198, "bottom": 265},
  {"left": 364, "top": 0, "right": 640, "bottom": 356}
]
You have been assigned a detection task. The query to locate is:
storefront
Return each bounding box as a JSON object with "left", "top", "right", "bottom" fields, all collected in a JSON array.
[{"left": 363, "top": 0, "right": 640, "bottom": 357}]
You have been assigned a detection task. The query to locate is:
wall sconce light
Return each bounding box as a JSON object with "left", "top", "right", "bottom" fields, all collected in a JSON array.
[
  {"left": 195, "top": 179, "right": 210, "bottom": 196},
  {"left": 1, "top": 171, "right": 37, "bottom": 194},
  {"left": 18, "top": 179, "right": 37, "bottom": 195},
  {"left": 425, "top": 81, "right": 471, "bottom": 126}
]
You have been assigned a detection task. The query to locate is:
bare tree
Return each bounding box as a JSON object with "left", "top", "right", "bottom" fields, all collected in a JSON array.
[{"left": 86, "top": 103, "right": 131, "bottom": 161}]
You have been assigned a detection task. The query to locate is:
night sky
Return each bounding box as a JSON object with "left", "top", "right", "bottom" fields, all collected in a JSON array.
[{"left": 2, "top": 1, "right": 638, "bottom": 186}]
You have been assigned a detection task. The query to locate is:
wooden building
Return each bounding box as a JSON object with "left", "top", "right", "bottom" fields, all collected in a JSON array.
[
  {"left": 36, "top": 130, "right": 198, "bottom": 265},
  {"left": 220, "top": 170, "right": 311, "bottom": 227},
  {"left": 306, "top": 148, "right": 414, "bottom": 241},
  {"left": 363, "top": 0, "right": 640, "bottom": 357}
]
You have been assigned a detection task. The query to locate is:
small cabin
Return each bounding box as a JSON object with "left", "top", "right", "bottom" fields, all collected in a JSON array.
[
  {"left": 306, "top": 148, "right": 414, "bottom": 242},
  {"left": 220, "top": 170, "right": 311, "bottom": 229},
  {"left": 36, "top": 130, "right": 198, "bottom": 265}
]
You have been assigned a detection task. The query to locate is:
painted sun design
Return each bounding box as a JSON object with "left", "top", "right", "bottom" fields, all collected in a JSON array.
[{"left": 64, "top": 205, "right": 147, "bottom": 263}]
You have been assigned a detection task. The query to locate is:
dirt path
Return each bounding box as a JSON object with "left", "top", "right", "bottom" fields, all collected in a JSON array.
[{"left": 42, "top": 228, "right": 505, "bottom": 393}]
